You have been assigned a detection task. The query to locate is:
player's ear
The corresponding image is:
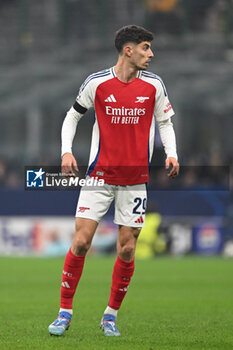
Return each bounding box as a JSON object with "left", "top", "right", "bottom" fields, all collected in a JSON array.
[{"left": 123, "top": 44, "right": 133, "bottom": 57}]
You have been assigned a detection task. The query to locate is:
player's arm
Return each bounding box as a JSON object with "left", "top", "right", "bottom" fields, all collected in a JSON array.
[
  {"left": 61, "top": 74, "right": 94, "bottom": 175},
  {"left": 157, "top": 118, "right": 179, "bottom": 178},
  {"left": 61, "top": 102, "right": 87, "bottom": 175},
  {"left": 153, "top": 77, "right": 179, "bottom": 178}
]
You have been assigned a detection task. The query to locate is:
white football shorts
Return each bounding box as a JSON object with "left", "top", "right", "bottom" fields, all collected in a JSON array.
[{"left": 75, "top": 178, "right": 147, "bottom": 228}]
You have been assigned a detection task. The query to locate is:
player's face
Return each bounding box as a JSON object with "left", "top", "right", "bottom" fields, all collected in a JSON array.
[{"left": 130, "top": 41, "right": 154, "bottom": 70}]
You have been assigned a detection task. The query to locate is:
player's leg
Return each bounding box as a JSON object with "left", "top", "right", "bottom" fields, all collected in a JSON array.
[
  {"left": 100, "top": 226, "right": 140, "bottom": 336},
  {"left": 100, "top": 184, "right": 146, "bottom": 336},
  {"left": 60, "top": 218, "right": 98, "bottom": 308},
  {"left": 48, "top": 217, "right": 97, "bottom": 336},
  {"left": 48, "top": 182, "right": 114, "bottom": 336},
  {"left": 109, "top": 225, "right": 140, "bottom": 310}
]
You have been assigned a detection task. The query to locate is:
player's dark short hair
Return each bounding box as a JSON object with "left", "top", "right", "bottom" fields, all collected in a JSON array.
[{"left": 115, "top": 25, "right": 154, "bottom": 53}]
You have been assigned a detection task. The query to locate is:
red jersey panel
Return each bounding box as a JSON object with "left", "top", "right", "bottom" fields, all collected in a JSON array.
[
  {"left": 76, "top": 67, "right": 175, "bottom": 185},
  {"left": 90, "top": 77, "right": 155, "bottom": 184}
]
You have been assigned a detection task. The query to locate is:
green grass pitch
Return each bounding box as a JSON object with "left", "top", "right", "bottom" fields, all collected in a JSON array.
[{"left": 0, "top": 256, "right": 233, "bottom": 350}]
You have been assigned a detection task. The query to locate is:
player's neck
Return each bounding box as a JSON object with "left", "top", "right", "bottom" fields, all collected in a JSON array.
[{"left": 114, "top": 60, "right": 138, "bottom": 83}]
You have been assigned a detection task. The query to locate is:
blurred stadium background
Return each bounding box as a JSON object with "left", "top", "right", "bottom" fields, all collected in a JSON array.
[{"left": 0, "top": 0, "right": 233, "bottom": 257}]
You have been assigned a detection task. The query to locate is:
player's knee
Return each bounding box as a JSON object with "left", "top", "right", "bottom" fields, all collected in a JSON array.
[
  {"left": 72, "top": 233, "right": 91, "bottom": 255},
  {"left": 120, "top": 243, "right": 135, "bottom": 260}
]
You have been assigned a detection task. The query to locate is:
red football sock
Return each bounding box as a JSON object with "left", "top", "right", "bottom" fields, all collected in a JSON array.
[
  {"left": 60, "top": 248, "right": 85, "bottom": 309},
  {"left": 108, "top": 256, "right": 135, "bottom": 310}
]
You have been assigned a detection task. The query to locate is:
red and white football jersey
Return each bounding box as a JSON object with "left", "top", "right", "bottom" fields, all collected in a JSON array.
[{"left": 75, "top": 67, "right": 174, "bottom": 185}]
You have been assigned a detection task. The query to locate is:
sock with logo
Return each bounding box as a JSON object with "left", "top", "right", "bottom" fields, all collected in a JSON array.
[
  {"left": 108, "top": 256, "right": 135, "bottom": 310},
  {"left": 60, "top": 248, "right": 85, "bottom": 309}
]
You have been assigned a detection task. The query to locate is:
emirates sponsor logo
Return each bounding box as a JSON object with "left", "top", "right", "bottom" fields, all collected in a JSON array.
[
  {"left": 105, "top": 106, "right": 146, "bottom": 124},
  {"left": 105, "top": 106, "right": 146, "bottom": 117}
]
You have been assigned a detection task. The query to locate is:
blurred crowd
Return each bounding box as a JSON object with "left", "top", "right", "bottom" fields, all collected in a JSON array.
[
  {"left": 0, "top": 150, "right": 231, "bottom": 190},
  {"left": 145, "top": 0, "right": 232, "bottom": 35}
]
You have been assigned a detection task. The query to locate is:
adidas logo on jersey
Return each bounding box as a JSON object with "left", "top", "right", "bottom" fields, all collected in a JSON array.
[
  {"left": 105, "top": 94, "right": 117, "bottom": 102},
  {"left": 135, "top": 216, "right": 144, "bottom": 224}
]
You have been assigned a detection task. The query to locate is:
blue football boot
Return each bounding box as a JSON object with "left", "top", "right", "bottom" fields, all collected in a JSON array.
[
  {"left": 100, "top": 314, "right": 121, "bottom": 336},
  {"left": 48, "top": 311, "right": 72, "bottom": 336}
]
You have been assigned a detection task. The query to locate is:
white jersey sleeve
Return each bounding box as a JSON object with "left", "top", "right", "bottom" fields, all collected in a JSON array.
[
  {"left": 153, "top": 78, "right": 175, "bottom": 122},
  {"left": 157, "top": 118, "right": 178, "bottom": 160},
  {"left": 61, "top": 107, "right": 83, "bottom": 156},
  {"left": 76, "top": 69, "right": 112, "bottom": 110},
  {"left": 76, "top": 76, "right": 95, "bottom": 110},
  {"left": 61, "top": 69, "right": 113, "bottom": 157},
  {"left": 140, "top": 71, "right": 175, "bottom": 122}
]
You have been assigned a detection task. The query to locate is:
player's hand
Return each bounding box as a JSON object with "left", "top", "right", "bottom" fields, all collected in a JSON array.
[
  {"left": 61, "top": 153, "right": 79, "bottom": 177},
  {"left": 165, "top": 157, "right": 179, "bottom": 178}
]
